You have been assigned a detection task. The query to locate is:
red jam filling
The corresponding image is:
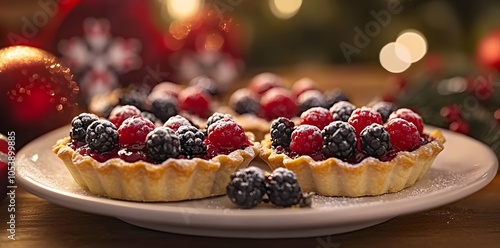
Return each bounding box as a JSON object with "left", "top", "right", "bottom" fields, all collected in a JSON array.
[{"left": 274, "top": 134, "right": 433, "bottom": 163}]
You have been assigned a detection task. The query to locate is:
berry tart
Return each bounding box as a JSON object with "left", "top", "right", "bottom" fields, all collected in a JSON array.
[
  {"left": 52, "top": 109, "right": 260, "bottom": 202},
  {"left": 259, "top": 105, "right": 445, "bottom": 197}
]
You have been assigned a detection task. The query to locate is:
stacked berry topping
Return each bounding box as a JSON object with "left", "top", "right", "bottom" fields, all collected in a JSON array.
[
  {"left": 227, "top": 167, "right": 308, "bottom": 209},
  {"left": 228, "top": 73, "right": 350, "bottom": 121},
  {"left": 68, "top": 109, "right": 252, "bottom": 164},
  {"left": 268, "top": 103, "right": 430, "bottom": 163}
]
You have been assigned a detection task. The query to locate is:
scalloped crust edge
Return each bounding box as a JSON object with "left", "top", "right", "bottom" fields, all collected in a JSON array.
[
  {"left": 259, "top": 130, "right": 445, "bottom": 197},
  {"left": 53, "top": 137, "right": 260, "bottom": 202}
]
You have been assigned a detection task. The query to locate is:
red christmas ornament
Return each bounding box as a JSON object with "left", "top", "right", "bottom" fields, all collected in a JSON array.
[
  {"left": 43, "top": 0, "right": 174, "bottom": 100},
  {"left": 0, "top": 134, "right": 10, "bottom": 201},
  {"left": 0, "top": 46, "right": 80, "bottom": 147},
  {"left": 477, "top": 29, "right": 500, "bottom": 71}
]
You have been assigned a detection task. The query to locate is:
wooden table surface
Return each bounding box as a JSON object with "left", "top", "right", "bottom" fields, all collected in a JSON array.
[{"left": 1, "top": 65, "right": 499, "bottom": 247}]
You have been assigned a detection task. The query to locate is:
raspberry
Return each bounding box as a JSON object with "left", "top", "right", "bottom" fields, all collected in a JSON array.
[
  {"left": 300, "top": 107, "right": 333, "bottom": 130},
  {"left": 206, "top": 112, "right": 233, "bottom": 129},
  {"left": 70, "top": 113, "right": 99, "bottom": 143},
  {"left": 118, "top": 91, "right": 147, "bottom": 111},
  {"left": 289, "top": 124, "right": 322, "bottom": 155},
  {"left": 149, "top": 95, "right": 178, "bottom": 122},
  {"left": 297, "top": 90, "right": 327, "bottom": 114},
  {"left": 292, "top": 77, "right": 317, "bottom": 97},
  {"left": 108, "top": 105, "right": 141, "bottom": 128},
  {"left": 176, "top": 125, "right": 207, "bottom": 158},
  {"left": 249, "top": 72, "right": 282, "bottom": 95},
  {"left": 207, "top": 119, "right": 249, "bottom": 152},
  {"left": 270, "top": 117, "right": 295, "bottom": 148},
  {"left": 348, "top": 107, "right": 383, "bottom": 137},
  {"left": 325, "top": 89, "right": 350, "bottom": 108},
  {"left": 260, "top": 88, "right": 298, "bottom": 121},
  {"left": 322, "top": 121, "right": 357, "bottom": 159},
  {"left": 190, "top": 76, "right": 219, "bottom": 96},
  {"left": 389, "top": 108, "right": 424, "bottom": 135},
  {"left": 227, "top": 167, "right": 266, "bottom": 209},
  {"left": 266, "top": 168, "right": 302, "bottom": 207},
  {"left": 371, "top": 101, "right": 396, "bottom": 123},
  {"left": 178, "top": 86, "right": 211, "bottom": 118},
  {"left": 329, "top": 101, "right": 356, "bottom": 122},
  {"left": 229, "top": 88, "right": 260, "bottom": 115},
  {"left": 85, "top": 120, "right": 119, "bottom": 153},
  {"left": 360, "top": 123, "right": 392, "bottom": 157},
  {"left": 146, "top": 127, "right": 181, "bottom": 163},
  {"left": 385, "top": 118, "right": 420, "bottom": 152},
  {"left": 118, "top": 116, "right": 155, "bottom": 147},
  {"left": 164, "top": 115, "right": 193, "bottom": 132}
]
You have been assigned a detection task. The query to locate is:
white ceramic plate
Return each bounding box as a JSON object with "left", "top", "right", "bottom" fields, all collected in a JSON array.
[{"left": 16, "top": 126, "right": 498, "bottom": 238}]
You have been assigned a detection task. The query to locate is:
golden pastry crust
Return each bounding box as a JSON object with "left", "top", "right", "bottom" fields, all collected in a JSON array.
[
  {"left": 259, "top": 130, "right": 445, "bottom": 197},
  {"left": 53, "top": 136, "right": 260, "bottom": 202}
]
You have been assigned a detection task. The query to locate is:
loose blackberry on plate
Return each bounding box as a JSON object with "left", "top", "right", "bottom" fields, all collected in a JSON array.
[
  {"left": 266, "top": 168, "right": 302, "bottom": 207},
  {"left": 227, "top": 167, "right": 267, "bottom": 209}
]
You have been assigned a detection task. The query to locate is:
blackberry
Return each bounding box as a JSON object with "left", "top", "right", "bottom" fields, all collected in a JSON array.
[
  {"left": 176, "top": 125, "right": 207, "bottom": 158},
  {"left": 70, "top": 113, "right": 99, "bottom": 143},
  {"left": 226, "top": 167, "right": 266, "bottom": 209},
  {"left": 298, "top": 90, "right": 327, "bottom": 114},
  {"left": 233, "top": 95, "right": 260, "bottom": 115},
  {"left": 150, "top": 95, "right": 178, "bottom": 122},
  {"left": 329, "top": 101, "right": 355, "bottom": 122},
  {"left": 360, "top": 123, "right": 392, "bottom": 157},
  {"left": 325, "top": 89, "right": 350, "bottom": 108},
  {"left": 371, "top": 101, "right": 396, "bottom": 123},
  {"left": 270, "top": 117, "right": 295, "bottom": 148},
  {"left": 266, "top": 168, "right": 302, "bottom": 207},
  {"left": 322, "top": 121, "right": 357, "bottom": 159},
  {"left": 141, "top": 111, "right": 160, "bottom": 125},
  {"left": 206, "top": 112, "right": 232, "bottom": 129},
  {"left": 146, "top": 127, "right": 181, "bottom": 163},
  {"left": 119, "top": 91, "right": 147, "bottom": 111},
  {"left": 190, "top": 76, "right": 219, "bottom": 96},
  {"left": 85, "top": 120, "right": 119, "bottom": 153}
]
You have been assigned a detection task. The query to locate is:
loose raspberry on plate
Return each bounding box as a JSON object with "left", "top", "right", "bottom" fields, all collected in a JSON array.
[
  {"left": 260, "top": 88, "right": 298, "bottom": 121},
  {"left": 146, "top": 127, "right": 181, "bottom": 163},
  {"left": 360, "top": 123, "right": 392, "bottom": 157},
  {"left": 330, "top": 101, "right": 356, "bottom": 122},
  {"left": 178, "top": 86, "right": 211, "bottom": 118},
  {"left": 118, "top": 116, "right": 155, "bottom": 147},
  {"left": 389, "top": 108, "right": 424, "bottom": 135},
  {"left": 207, "top": 119, "right": 250, "bottom": 152},
  {"left": 270, "top": 117, "right": 295, "bottom": 148},
  {"left": 348, "top": 107, "right": 383, "bottom": 137},
  {"left": 164, "top": 115, "right": 193, "bottom": 132},
  {"left": 322, "top": 121, "right": 357, "bottom": 159},
  {"left": 108, "top": 105, "right": 142, "bottom": 128},
  {"left": 86, "top": 120, "right": 119, "bottom": 153},
  {"left": 289, "top": 124, "right": 322, "bottom": 155},
  {"left": 70, "top": 113, "right": 99, "bottom": 143},
  {"left": 385, "top": 118, "right": 420, "bottom": 152},
  {"left": 249, "top": 72, "right": 283, "bottom": 95},
  {"left": 300, "top": 107, "right": 333, "bottom": 130}
]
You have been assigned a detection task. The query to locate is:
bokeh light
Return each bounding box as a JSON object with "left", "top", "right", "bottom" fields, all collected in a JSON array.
[
  {"left": 166, "top": 0, "right": 201, "bottom": 20},
  {"left": 396, "top": 30, "right": 427, "bottom": 63},
  {"left": 379, "top": 42, "right": 411, "bottom": 73},
  {"left": 269, "top": 0, "right": 302, "bottom": 19}
]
